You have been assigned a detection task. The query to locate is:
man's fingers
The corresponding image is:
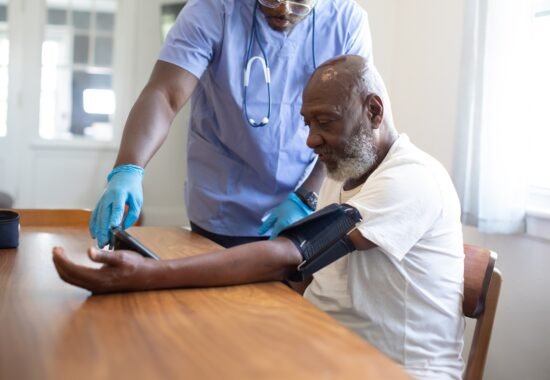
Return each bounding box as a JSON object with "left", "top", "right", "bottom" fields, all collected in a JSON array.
[
  {"left": 52, "top": 247, "right": 105, "bottom": 292},
  {"left": 87, "top": 247, "right": 123, "bottom": 266}
]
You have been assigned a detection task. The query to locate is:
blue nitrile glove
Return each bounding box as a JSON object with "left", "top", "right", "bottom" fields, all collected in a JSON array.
[
  {"left": 89, "top": 164, "right": 144, "bottom": 248},
  {"left": 258, "top": 192, "right": 314, "bottom": 239}
]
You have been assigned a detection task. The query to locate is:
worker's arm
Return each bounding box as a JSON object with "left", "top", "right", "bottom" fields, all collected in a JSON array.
[
  {"left": 297, "top": 159, "right": 326, "bottom": 195},
  {"left": 115, "top": 60, "right": 199, "bottom": 167},
  {"left": 258, "top": 161, "right": 327, "bottom": 238},
  {"left": 90, "top": 61, "right": 198, "bottom": 247}
]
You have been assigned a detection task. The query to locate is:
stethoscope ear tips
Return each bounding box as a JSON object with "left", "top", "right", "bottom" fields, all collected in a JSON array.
[{"left": 261, "top": 117, "right": 269, "bottom": 125}]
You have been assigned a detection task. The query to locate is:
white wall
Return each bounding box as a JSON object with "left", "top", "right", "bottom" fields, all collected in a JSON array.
[{"left": 363, "top": 1, "right": 550, "bottom": 379}]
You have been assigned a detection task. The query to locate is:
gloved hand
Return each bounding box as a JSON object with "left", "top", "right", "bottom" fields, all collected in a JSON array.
[
  {"left": 89, "top": 165, "right": 144, "bottom": 248},
  {"left": 258, "top": 192, "right": 314, "bottom": 239}
]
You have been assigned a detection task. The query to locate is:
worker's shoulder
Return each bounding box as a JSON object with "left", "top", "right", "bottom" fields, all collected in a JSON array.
[
  {"left": 316, "top": 0, "right": 368, "bottom": 20},
  {"left": 320, "top": 0, "right": 367, "bottom": 12}
]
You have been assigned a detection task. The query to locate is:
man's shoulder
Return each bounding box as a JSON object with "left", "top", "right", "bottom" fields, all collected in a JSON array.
[{"left": 383, "top": 135, "right": 444, "bottom": 171}]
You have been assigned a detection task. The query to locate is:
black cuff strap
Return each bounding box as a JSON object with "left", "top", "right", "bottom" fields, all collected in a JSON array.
[{"left": 279, "top": 203, "right": 362, "bottom": 281}]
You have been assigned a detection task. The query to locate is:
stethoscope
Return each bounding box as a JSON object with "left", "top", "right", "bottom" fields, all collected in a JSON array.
[{"left": 243, "top": 2, "right": 317, "bottom": 127}]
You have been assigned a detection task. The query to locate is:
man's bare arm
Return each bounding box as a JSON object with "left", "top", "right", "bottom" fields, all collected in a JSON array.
[{"left": 52, "top": 238, "right": 303, "bottom": 294}]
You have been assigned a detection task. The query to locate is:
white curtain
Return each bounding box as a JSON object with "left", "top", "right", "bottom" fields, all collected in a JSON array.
[{"left": 453, "top": 0, "right": 535, "bottom": 233}]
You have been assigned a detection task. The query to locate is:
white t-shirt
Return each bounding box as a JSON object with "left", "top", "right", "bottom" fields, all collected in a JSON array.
[{"left": 304, "top": 135, "right": 465, "bottom": 380}]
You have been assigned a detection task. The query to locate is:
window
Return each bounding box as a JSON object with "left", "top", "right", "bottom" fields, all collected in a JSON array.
[
  {"left": 40, "top": 0, "right": 117, "bottom": 141},
  {"left": 0, "top": 0, "right": 8, "bottom": 137},
  {"left": 160, "top": 2, "right": 187, "bottom": 40},
  {"left": 528, "top": 1, "right": 550, "bottom": 191}
]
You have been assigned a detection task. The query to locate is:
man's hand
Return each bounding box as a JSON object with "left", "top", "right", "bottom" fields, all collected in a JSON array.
[
  {"left": 258, "top": 192, "right": 314, "bottom": 239},
  {"left": 52, "top": 246, "right": 156, "bottom": 294},
  {"left": 89, "top": 165, "right": 144, "bottom": 248}
]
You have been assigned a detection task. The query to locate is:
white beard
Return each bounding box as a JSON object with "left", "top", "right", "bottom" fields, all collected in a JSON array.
[{"left": 326, "top": 126, "right": 378, "bottom": 182}]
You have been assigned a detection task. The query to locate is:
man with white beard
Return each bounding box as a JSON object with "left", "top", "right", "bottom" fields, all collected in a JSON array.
[{"left": 52, "top": 55, "right": 465, "bottom": 380}]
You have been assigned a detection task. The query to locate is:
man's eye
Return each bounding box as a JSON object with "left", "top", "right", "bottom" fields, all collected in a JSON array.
[{"left": 318, "top": 119, "right": 332, "bottom": 126}]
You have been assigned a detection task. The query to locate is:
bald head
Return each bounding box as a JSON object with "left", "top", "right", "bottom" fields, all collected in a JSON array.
[
  {"left": 303, "top": 55, "right": 388, "bottom": 115},
  {"left": 301, "top": 55, "right": 397, "bottom": 187}
]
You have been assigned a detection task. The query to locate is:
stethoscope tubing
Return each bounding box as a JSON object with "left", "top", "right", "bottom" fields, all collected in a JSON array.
[{"left": 243, "top": 2, "right": 316, "bottom": 127}]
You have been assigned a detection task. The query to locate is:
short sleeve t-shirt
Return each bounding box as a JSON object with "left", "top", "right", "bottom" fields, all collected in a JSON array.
[{"left": 304, "top": 135, "right": 465, "bottom": 380}]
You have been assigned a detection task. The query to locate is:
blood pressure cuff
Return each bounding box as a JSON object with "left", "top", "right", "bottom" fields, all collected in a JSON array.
[{"left": 280, "top": 203, "right": 362, "bottom": 282}]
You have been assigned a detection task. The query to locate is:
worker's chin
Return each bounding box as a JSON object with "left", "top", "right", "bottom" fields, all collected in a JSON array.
[{"left": 267, "top": 18, "right": 294, "bottom": 32}]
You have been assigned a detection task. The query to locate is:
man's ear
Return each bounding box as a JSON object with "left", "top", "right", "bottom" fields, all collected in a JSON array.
[{"left": 364, "top": 94, "right": 384, "bottom": 129}]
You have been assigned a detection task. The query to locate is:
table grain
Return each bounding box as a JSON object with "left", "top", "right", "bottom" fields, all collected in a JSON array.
[{"left": 0, "top": 226, "right": 409, "bottom": 380}]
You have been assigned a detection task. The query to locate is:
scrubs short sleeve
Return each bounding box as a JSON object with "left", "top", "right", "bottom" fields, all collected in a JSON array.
[
  {"left": 343, "top": 1, "right": 374, "bottom": 65},
  {"left": 159, "top": 0, "right": 227, "bottom": 79}
]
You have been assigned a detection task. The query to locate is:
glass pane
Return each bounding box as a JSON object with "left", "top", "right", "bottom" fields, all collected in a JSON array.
[
  {"left": 70, "top": 71, "right": 112, "bottom": 138},
  {"left": 40, "top": 0, "right": 117, "bottom": 141},
  {"left": 94, "top": 36, "right": 112, "bottom": 66},
  {"left": 0, "top": 36, "right": 8, "bottom": 66},
  {"left": 39, "top": 66, "right": 72, "bottom": 139},
  {"left": 44, "top": 32, "right": 71, "bottom": 66},
  {"left": 47, "top": 9, "right": 67, "bottom": 25},
  {"left": 0, "top": 5, "right": 7, "bottom": 22},
  {"left": 72, "top": 10, "right": 90, "bottom": 30},
  {"left": 161, "top": 3, "right": 187, "bottom": 39},
  {"left": 0, "top": 67, "right": 7, "bottom": 101},
  {"left": 535, "top": 0, "right": 550, "bottom": 14},
  {"left": 73, "top": 35, "right": 89, "bottom": 64},
  {"left": 96, "top": 12, "right": 114, "bottom": 32},
  {"left": 0, "top": 32, "right": 8, "bottom": 137}
]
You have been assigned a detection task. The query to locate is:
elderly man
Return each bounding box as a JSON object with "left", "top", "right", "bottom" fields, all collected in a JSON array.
[{"left": 53, "top": 55, "right": 464, "bottom": 380}]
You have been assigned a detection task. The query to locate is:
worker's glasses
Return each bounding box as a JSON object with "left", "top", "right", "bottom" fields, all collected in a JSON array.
[{"left": 258, "top": 0, "right": 317, "bottom": 17}]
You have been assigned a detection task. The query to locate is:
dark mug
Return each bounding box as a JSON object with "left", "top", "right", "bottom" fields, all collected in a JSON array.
[{"left": 0, "top": 211, "right": 20, "bottom": 248}]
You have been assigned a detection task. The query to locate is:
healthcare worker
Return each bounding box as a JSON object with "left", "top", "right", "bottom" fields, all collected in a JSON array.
[{"left": 90, "top": 0, "right": 379, "bottom": 248}]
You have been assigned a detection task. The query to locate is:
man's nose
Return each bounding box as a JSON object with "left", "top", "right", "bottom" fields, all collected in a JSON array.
[
  {"left": 274, "top": 1, "right": 291, "bottom": 15},
  {"left": 306, "top": 130, "right": 323, "bottom": 149}
]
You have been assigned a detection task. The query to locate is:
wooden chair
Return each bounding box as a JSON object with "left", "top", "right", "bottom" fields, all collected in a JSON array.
[
  {"left": 463, "top": 244, "right": 502, "bottom": 380},
  {"left": 10, "top": 209, "right": 92, "bottom": 227}
]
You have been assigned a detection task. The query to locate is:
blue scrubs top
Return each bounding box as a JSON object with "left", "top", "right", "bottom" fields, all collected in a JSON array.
[{"left": 159, "top": 0, "right": 374, "bottom": 236}]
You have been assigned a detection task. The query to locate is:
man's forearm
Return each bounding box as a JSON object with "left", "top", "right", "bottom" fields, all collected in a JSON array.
[{"left": 148, "top": 238, "right": 303, "bottom": 289}]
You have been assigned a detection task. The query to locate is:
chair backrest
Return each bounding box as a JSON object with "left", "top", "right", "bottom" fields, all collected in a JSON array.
[
  {"left": 463, "top": 244, "right": 502, "bottom": 380},
  {"left": 11, "top": 209, "right": 92, "bottom": 227}
]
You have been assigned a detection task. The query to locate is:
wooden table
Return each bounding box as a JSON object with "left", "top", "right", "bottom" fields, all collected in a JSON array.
[{"left": 0, "top": 226, "right": 409, "bottom": 379}]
